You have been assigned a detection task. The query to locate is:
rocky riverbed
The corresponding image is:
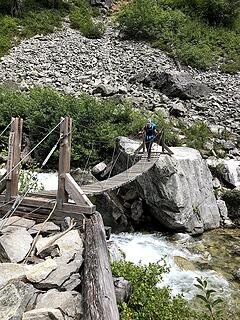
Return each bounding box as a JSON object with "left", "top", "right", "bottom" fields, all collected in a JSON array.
[
  {"left": 0, "top": 23, "right": 239, "bottom": 133},
  {"left": 112, "top": 230, "right": 240, "bottom": 319}
]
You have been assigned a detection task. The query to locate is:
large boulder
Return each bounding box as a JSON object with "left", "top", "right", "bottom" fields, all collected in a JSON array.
[
  {"left": 22, "top": 308, "right": 64, "bottom": 320},
  {"left": 135, "top": 147, "right": 220, "bottom": 234},
  {"left": 115, "top": 138, "right": 220, "bottom": 234},
  {"left": 91, "top": 192, "right": 131, "bottom": 232},
  {"left": 207, "top": 158, "right": 240, "bottom": 188},
  {"left": 0, "top": 263, "right": 29, "bottom": 289},
  {"left": 35, "top": 289, "right": 82, "bottom": 319},
  {"left": 0, "top": 281, "right": 37, "bottom": 319},
  {"left": 130, "top": 71, "right": 210, "bottom": 100},
  {"left": 0, "top": 227, "right": 33, "bottom": 263},
  {"left": 222, "top": 189, "right": 240, "bottom": 224}
]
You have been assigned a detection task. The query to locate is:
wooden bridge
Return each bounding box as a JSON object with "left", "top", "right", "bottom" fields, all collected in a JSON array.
[
  {"left": 0, "top": 116, "right": 172, "bottom": 320},
  {"left": 81, "top": 152, "right": 161, "bottom": 196}
]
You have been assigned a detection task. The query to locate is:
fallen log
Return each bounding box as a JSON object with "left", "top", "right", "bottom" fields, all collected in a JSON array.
[{"left": 83, "top": 212, "right": 119, "bottom": 320}]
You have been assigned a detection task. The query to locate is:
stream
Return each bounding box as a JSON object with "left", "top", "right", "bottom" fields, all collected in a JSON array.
[
  {"left": 112, "top": 231, "right": 240, "bottom": 318},
  {"left": 1, "top": 169, "right": 239, "bottom": 317}
]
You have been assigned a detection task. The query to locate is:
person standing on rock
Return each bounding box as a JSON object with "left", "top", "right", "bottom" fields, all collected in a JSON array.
[{"left": 143, "top": 119, "right": 157, "bottom": 161}]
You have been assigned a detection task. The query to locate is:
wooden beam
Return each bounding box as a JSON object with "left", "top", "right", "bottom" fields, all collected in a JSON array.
[
  {"left": 0, "top": 194, "right": 96, "bottom": 215},
  {"left": 57, "top": 117, "right": 72, "bottom": 208},
  {"left": 0, "top": 172, "right": 7, "bottom": 194},
  {"left": 65, "top": 173, "right": 95, "bottom": 208},
  {"left": 0, "top": 206, "right": 85, "bottom": 227},
  {"left": 82, "top": 212, "right": 119, "bottom": 320}
]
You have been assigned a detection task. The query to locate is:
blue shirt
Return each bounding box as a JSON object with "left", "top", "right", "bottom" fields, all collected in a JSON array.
[{"left": 144, "top": 123, "right": 156, "bottom": 141}]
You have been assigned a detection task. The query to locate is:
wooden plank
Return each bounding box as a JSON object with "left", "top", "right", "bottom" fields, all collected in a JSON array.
[
  {"left": 0, "top": 195, "right": 96, "bottom": 214},
  {"left": 0, "top": 206, "right": 85, "bottom": 226},
  {"left": 28, "top": 191, "right": 56, "bottom": 199},
  {"left": 82, "top": 212, "right": 119, "bottom": 320},
  {"left": 65, "top": 173, "right": 95, "bottom": 208}
]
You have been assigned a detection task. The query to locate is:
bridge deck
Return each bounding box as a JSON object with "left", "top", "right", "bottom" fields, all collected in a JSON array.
[{"left": 81, "top": 153, "right": 160, "bottom": 196}]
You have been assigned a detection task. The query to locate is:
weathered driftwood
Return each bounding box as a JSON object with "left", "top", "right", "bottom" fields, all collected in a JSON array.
[{"left": 83, "top": 212, "right": 119, "bottom": 320}]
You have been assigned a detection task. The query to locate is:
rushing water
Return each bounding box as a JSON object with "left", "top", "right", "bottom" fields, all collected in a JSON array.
[
  {"left": 1, "top": 169, "right": 239, "bottom": 316},
  {"left": 112, "top": 230, "right": 240, "bottom": 318}
]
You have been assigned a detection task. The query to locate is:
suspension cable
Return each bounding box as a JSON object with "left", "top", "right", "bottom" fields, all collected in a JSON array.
[
  {"left": 0, "top": 118, "right": 64, "bottom": 186},
  {"left": 0, "top": 119, "right": 14, "bottom": 138}
]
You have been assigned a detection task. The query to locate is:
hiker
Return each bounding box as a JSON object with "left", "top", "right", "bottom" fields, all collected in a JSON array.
[{"left": 143, "top": 118, "right": 157, "bottom": 161}]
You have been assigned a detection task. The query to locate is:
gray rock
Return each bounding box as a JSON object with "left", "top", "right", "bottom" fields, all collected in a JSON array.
[
  {"left": 91, "top": 161, "right": 107, "bottom": 176},
  {"left": 216, "top": 199, "right": 232, "bottom": 226},
  {"left": 28, "top": 222, "right": 60, "bottom": 235},
  {"left": 0, "top": 216, "right": 35, "bottom": 230},
  {"left": 0, "top": 263, "right": 29, "bottom": 289},
  {"left": 208, "top": 159, "right": 240, "bottom": 187},
  {"left": 38, "top": 244, "right": 60, "bottom": 259},
  {"left": 169, "top": 102, "right": 187, "bottom": 117},
  {"left": 91, "top": 192, "right": 131, "bottom": 233},
  {"left": 26, "top": 258, "right": 57, "bottom": 283},
  {"left": 0, "top": 26, "right": 239, "bottom": 133},
  {"left": 70, "top": 168, "right": 97, "bottom": 186},
  {"left": 0, "top": 227, "right": 33, "bottom": 262},
  {"left": 0, "top": 281, "right": 37, "bottom": 319},
  {"left": 92, "top": 84, "right": 117, "bottom": 96},
  {"left": 37, "top": 252, "right": 83, "bottom": 289},
  {"left": 113, "top": 277, "right": 131, "bottom": 304},
  {"left": 123, "top": 188, "right": 138, "bottom": 202},
  {"left": 35, "top": 289, "right": 82, "bottom": 319},
  {"left": 212, "top": 177, "right": 221, "bottom": 189},
  {"left": 107, "top": 241, "right": 125, "bottom": 262},
  {"left": 141, "top": 71, "right": 210, "bottom": 100},
  {"left": 117, "top": 138, "right": 220, "bottom": 234},
  {"left": 61, "top": 273, "right": 81, "bottom": 291},
  {"left": 131, "top": 199, "right": 144, "bottom": 223},
  {"left": 22, "top": 308, "right": 64, "bottom": 320},
  {"left": 36, "top": 230, "right": 83, "bottom": 259}
]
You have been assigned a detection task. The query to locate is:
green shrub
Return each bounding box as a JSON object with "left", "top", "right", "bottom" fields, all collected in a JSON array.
[
  {"left": 69, "top": 5, "right": 105, "bottom": 38},
  {"left": 0, "top": 87, "right": 147, "bottom": 167},
  {"left": 117, "top": 0, "right": 240, "bottom": 72},
  {"left": 21, "top": 9, "right": 62, "bottom": 37},
  {"left": 0, "top": 15, "right": 18, "bottom": 56},
  {"left": 184, "top": 121, "right": 212, "bottom": 150},
  {"left": 112, "top": 260, "right": 195, "bottom": 320},
  {"left": 174, "top": 0, "right": 240, "bottom": 27}
]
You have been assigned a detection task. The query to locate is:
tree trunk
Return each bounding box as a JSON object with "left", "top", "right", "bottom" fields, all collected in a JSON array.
[{"left": 10, "top": 0, "right": 23, "bottom": 17}]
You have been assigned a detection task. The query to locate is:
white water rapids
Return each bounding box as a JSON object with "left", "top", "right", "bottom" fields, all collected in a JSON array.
[
  {"left": 0, "top": 169, "right": 238, "bottom": 308},
  {"left": 112, "top": 232, "right": 232, "bottom": 300}
]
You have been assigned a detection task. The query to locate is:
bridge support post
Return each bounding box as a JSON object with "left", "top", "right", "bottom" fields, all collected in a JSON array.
[
  {"left": 5, "top": 117, "right": 23, "bottom": 202},
  {"left": 57, "top": 116, "right": 72, "bottom": 208}
]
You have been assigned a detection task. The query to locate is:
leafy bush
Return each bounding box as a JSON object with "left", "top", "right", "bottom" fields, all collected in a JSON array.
[
  {"left": 0, "top": 15, "right": 18, "bottom": 56},
  {"left": 0, "top": 87, "right": 147, "bottom": 167},
  {"left": 184, "top": 121, "right": 212, "bottom": 150},
  {"left": 112, "top": 260, "right": 195, "bottom": 320},
  {"left": 69, "top": 2, "right": 105, "bottom": 38},
  {"left": 21, "top": 9, "right": 62, "bottom": 37},
  {"left": 174, "top": 0, "right": 240, "bottom": 27},
  {"left": 117, "top": 0, "right": 240, "bottom": 72},
  {"left": 194, "top": 277, "right": 223, "bottom": 320}
]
